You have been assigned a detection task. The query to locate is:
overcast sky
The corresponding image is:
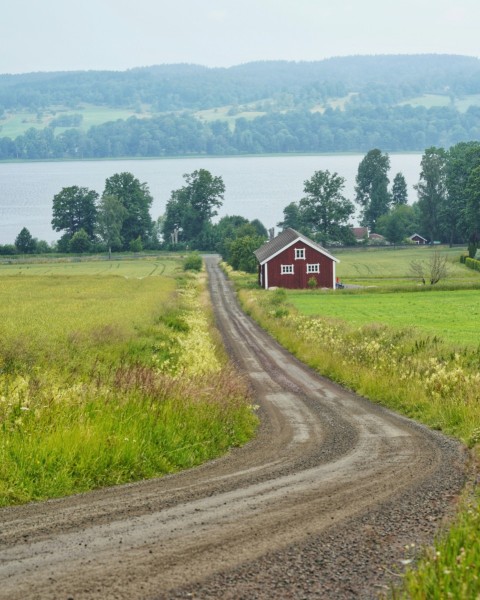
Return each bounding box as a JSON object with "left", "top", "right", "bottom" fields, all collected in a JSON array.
[{"left": 1, "top": 0, "right": 479, "bottom": 74}]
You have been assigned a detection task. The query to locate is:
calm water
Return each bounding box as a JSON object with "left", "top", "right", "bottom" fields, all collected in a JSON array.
[{"left": 0, "top": 154, "right": 422, "bottom": 244}]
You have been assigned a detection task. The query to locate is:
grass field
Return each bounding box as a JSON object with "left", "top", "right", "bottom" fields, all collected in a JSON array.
[
  {"left": 0, "top": 255, "right": 257, "bottom": 506},
  {"left": 0, "top": 104, "right": 152, "bottom": 139},
  {"left": 288, "top": 288, "right": 480, "bottom": 347},
  {"left": 287, "top": 246, "right": 480, "bottom": 346},
  {"left": 397, "top": 92, "right": 480, "bottom": 113},
  {"left": 334, "top": 245, "right": 477, "bottom": 287},
  {"left": 0, "top": 255, "right": 178, "bottom": 278},
  {"left": 194, "top": 105, "right": 266, "bottom": 130}
]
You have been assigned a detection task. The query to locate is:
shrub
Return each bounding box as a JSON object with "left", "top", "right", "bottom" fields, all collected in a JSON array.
[
  {"left": 129, "top": 236, "right": 143, "bottom": 253},
  {"left": 465, "top": 257, "right": 480, "bottom": 272},
  {"left": 183, "top": 252, "right": 203, "bottom": 271},
  {"left": 69, "top": 229, "right": 92, "bottom": 254}
]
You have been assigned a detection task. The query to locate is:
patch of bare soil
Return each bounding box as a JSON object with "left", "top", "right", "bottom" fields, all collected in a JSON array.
[{"left": 0, "top": 256, "right": 466, "bottom": 599}]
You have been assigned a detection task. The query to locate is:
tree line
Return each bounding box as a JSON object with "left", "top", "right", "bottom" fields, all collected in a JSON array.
[
  {"left": 279, "top": 142, "right": 480, "bottom": 257},
  {"left": 2, "top": 104, "right": 480, "bottom": 160},
  {"left": 2, "top": 169, "right": 267, "bottom": 273},
  {"left": 4, "top": 143, "right": 480, "bottom": 264}
]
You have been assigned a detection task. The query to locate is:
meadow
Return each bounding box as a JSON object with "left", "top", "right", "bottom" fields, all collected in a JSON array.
[
  {"left": 0, "top": 104, "right": 153, "bottom": 139},
  {"left": 226, "top": 245, "right": 480, "bottom": 599},
  {"left": 0, "top": 255, "right": 257, "bottom": 506}
]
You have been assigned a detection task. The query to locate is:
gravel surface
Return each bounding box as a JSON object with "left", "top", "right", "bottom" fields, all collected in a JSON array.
[{"left": 0, "top": 256, "right": 467, "bottom": 599}]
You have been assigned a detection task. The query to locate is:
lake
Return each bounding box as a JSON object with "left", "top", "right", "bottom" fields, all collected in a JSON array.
[{"left": 0, "top": 154, "right": 422, "bottom": 244}]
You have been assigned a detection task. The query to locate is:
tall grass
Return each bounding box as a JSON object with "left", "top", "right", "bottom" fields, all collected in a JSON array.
[{"left": 0, "top": 266, "right": 257, "bottom": 506}]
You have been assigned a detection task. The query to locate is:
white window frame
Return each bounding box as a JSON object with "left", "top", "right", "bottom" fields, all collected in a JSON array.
[
  {"left": 306, "top": 263, "right": 320, "bottom": 274},
  {"left": 281, "top": 264, "right": 294, "bottom": 275},
  {"left": 294, "top": 247, "right": 305, "bottom": 260}
]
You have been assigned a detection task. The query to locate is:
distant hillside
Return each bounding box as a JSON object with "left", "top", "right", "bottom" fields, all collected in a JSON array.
[
  {"left": 1, "top": 54, "right": 480, "bottom": 111},
  {"left": 1, "top": 55, "right": 480, "bottom": 159}
]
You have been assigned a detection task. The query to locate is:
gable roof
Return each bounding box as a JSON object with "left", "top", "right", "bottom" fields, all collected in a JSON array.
[
  {"left": 409, "top": 233, "right": 428, "bottom": 241},
  {"left": 351, "top": 226, "right": 369, "bottom": 239},
  {"left": 254, "top": 228, "right": 339, "bottom": 265}
]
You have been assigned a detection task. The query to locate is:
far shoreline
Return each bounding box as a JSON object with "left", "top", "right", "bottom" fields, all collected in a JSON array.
[{"left": 0, "top": 150, "right": 424, "bottom": 165}]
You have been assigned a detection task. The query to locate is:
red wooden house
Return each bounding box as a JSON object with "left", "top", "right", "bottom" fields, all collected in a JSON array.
[
  {"left": 254, "top": 228, "right": 339, "bottom": 289},
  {"left": 409, "top": 233, "right": 428, "bottom": 245}
]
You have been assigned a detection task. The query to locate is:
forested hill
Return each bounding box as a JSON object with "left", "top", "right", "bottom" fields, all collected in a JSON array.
[
  {"left": 2, "top": 54, "right": 480, "bottom": 110},
  {"left": 1, "top": 54, "right": 480, "bottom": 159}
]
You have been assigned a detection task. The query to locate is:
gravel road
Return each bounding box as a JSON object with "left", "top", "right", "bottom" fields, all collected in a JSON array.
[{"left": 0, "top": 256, "right": 466, "bottom": 599}]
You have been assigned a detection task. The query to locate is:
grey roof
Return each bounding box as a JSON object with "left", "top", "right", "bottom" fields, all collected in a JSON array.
[{"left": 254, "top": 228, "right": 339, "bottom": 264}]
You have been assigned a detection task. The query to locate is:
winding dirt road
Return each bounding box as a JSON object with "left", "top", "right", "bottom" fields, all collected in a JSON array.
[{"left": 0, "top": 256, "right": 466, "bottom": 599}]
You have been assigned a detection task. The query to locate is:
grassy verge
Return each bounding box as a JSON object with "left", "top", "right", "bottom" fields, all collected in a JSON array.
[
  {"left": 0, "top": 260, "right": 257, "bottom": 506},
  {"left": 225, "top": 264, "right": 480, "bottom": 598}
]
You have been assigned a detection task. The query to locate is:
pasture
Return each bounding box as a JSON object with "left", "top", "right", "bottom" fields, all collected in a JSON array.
[
  {"left": 0, "top": 104, "right": 152, "bottom": 139},
  {"left": 397, "top": 92, "right": 480, "bottom": 112},
  {"left": 334, "top": 245, "right": 477, "bottom": 287}
]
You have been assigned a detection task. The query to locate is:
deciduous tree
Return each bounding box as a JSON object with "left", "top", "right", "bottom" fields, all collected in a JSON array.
[
  {"left": 163, "top": 169, "right": 225, "bottom": 249},
  {"left": 409, "top": 251, "right": 449, "bottom": 285},
  {"left": 103, "top": 172, "right": 153, "bottom": 249},
  {"left": 51, "top": 186, "right": 98, "bottom": 240},
  {"left": 377, "top": 204, "right": 417, "bottom": 246},
  {"left": 298, "top": 169, "right": 355, "bottom": 243},
  {"left": 355, "top": 149, "right": 391, "bottom": 231},
  {"left": 414, "top": 147, "right": 447, "bottom": 243},
  {"left": 446, "top": 141, "right": 480, "bottom": 246},
  {"left": 69, "top": 228, "right": 92, "bottom": 254},
  {"left": 96, "top": 194, "right": 128, "bottom": 259},
  {"left": 465, "top": 164, "right": 480, "bottom": 256}
]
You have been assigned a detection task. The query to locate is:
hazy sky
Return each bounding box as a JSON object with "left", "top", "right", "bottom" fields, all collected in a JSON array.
[{"left": 1, "top": 0, "right": 479, "bottom": 74}]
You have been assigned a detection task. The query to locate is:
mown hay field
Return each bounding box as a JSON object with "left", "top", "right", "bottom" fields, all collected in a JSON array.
[
  {"left": 0, "top": 255, "right": 177, "bottom": 278},
  {"left": 334, "top": 245, "right": 477, "bottom": 286}
]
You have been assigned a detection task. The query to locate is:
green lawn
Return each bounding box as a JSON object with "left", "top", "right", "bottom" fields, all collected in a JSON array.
[
  {"left": 288, "top": 288, "right": 480, "bottom": 347},
  {"left": 285, "top": 246, "right": 480, "bottom": 347}
]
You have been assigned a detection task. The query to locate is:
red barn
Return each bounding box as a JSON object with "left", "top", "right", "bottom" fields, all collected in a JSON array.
[{"left": 254, "top": 228, "right": 339, "bottom": 289}]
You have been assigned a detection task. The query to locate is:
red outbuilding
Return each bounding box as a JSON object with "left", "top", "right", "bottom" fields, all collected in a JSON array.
[
  {"left": 409, "top": 233, "right": 428, "bottom": 245},
  {"left": 254, "top": 228, "right": 339, "bottom": 290}
]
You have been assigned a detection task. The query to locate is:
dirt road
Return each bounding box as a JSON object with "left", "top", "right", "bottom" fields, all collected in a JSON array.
[{"left": 0, "top": 256, "right": 466, "bottom": 599}]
